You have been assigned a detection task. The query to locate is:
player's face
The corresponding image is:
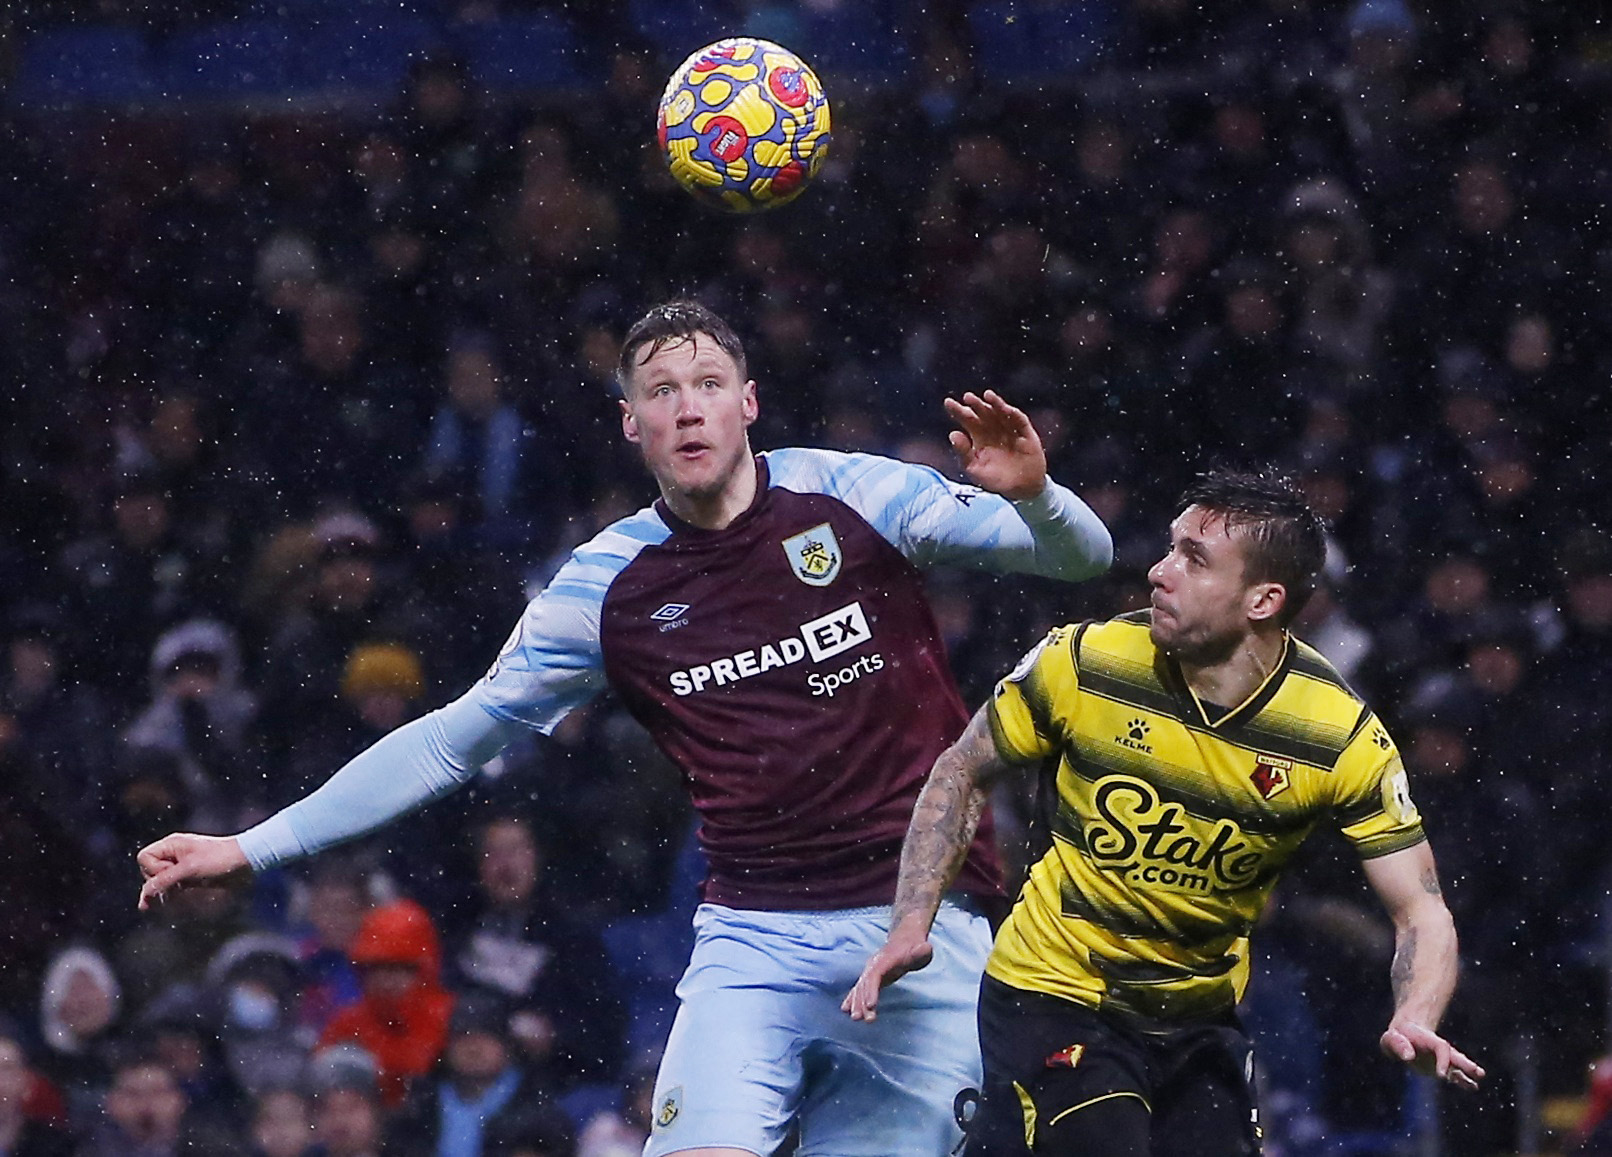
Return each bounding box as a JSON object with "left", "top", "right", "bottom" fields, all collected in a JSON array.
[
  {"left": 1148, "top": 506, "right": 1280, "bottom": 664},
  {"left": 620, "top": 334, "right": 758, "bottom": 509}
]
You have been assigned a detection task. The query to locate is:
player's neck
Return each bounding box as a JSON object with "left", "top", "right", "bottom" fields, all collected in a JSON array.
[
  {"left": 1178, "top": 627, "right": 1285, "bottom": 713},
  {"left": 661, "top": 452, "right": 760, "bottom": 530}
]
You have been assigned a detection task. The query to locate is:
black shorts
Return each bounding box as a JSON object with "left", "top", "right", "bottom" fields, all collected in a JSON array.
[{"left": 965, "top": 976, "right": 1261, "bottom": 1157}]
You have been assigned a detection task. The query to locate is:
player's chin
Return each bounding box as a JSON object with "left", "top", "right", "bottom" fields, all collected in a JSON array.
[{"left": 674, "top": 469, "right": 724, "bottom": 502}]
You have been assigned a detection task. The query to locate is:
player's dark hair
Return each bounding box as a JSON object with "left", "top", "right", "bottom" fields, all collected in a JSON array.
[
  {"left": 616, "top": 299, "right": 747, "bottom": 394},
  {"left": 1179, "top": 467, "right": 1327, "bottom": 627}
]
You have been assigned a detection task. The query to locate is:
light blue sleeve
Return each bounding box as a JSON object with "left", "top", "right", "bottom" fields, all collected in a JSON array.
[
  {"left": 235, "top": 690, "right": 524, "bottom": 870},
  {"left": 235, "top": 511, "right": 669, "bottom": 871},
  {"left": 763, "top": 447, "right": 1113, "bottom": 580}
]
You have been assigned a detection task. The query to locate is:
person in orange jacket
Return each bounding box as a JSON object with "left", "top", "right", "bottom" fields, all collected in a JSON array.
[{"left": 318, "top": 899, "right": 454, "bottom": 1108}]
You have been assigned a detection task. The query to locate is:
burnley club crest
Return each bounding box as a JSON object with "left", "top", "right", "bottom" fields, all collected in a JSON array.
[{"left": 782, "top": 522, "right": 842, "bottom": 586}]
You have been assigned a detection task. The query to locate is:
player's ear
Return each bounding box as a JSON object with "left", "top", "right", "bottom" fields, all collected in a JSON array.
[
  {"left": 620, "top": 399, "right": 640, "bottom": 444},
  {"left": 1246, "top": 581, "right": 1286, "bottom": 625},
  {"left": 741, "top": 379, "right": 759, "bottom": 427}
]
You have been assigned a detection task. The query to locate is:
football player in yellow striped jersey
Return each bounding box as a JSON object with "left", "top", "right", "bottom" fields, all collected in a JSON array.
[{"left": 847, "top": 468, "right": 1484, "bottom": 1156}]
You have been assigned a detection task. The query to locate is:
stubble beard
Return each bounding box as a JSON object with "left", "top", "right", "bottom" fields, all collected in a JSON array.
[
  {"left": 663, "top": 440, "right": 751, "bottom": 507},
  {"left": 1152, "top": 619, "right": 1241, "bottom": 669}
]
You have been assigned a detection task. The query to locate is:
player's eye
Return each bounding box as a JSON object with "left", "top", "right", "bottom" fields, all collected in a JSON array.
[{"left": 702, "top": 378, "right": 719, "bottom": 389}]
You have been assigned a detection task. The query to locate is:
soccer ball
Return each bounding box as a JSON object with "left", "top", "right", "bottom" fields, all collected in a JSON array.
[{"left": 657, "top": 37, "right": 831, "bottom": 213}]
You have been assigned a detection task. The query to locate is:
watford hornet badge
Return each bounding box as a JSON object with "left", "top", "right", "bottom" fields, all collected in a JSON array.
[{"left": 782, "top": 522, "right": 842, "bottom": 587}]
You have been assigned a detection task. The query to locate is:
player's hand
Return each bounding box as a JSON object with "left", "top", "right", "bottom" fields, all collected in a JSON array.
[
  {"left": 944, "top": 390, "right": 1047, "bottom": 502},
  {"left": 137, "top": 832, "right": 249, "bottom": 911},
  {"left": 841, "top": 924, "right": 934, "bottom": 1022},
  {"left": 1380, "top": 1018, "right": 1485, "bottom": 1091}
]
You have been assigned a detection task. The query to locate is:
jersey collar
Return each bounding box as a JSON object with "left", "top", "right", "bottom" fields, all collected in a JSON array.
[
  {"left": 1162, "top": 631, "right": 1293, "bottom": 732},
  {"left": 654, "top": 454, "right": 771, "bottom": 539}
]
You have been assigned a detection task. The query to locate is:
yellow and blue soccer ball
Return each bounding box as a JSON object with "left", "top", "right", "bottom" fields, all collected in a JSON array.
[{"left": 657, "top": 37, "right": 831, "bottom": 213}]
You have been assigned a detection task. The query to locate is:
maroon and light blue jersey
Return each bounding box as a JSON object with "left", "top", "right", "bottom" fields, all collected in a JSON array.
[{"left": 238, "top": 448, "right": 1112, "bottom": 911}]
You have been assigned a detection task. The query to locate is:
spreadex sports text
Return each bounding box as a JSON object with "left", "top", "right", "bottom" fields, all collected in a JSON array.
[{"left": 668, "top": 601, "right": 883, "bottom": 698}]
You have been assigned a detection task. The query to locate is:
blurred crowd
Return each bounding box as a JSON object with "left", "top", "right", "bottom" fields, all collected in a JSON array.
[{"left": 0, "top": 1, "right": 1609, "bottom": 1154}]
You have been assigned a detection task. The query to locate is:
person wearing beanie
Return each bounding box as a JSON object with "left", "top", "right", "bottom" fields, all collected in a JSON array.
[
  {"left": 34, "top": 948, "right": 122, "bottom": 1133},
  {"left": 340, "top": 643, "right": 426, "bottom": 724},
  {"left": 280, "top": 644, "right": 428, "bottom": 811}
]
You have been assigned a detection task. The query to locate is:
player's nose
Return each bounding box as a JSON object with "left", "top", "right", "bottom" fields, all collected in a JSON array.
[{"left": 675, "top": 390, "right": 705, "bottom": 424}]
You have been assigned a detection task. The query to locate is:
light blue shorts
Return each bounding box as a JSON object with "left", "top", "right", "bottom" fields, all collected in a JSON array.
[{"left": 643, "top": 898, "right": 993, "bottom": 1157}]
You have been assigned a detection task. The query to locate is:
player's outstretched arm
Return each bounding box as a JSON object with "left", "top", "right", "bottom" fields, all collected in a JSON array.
[
  {"left": 843, "top": 706, "right": 1018, "bottom": 1022},
  {"left": 134, "top": 691, "right": 527, "bottom": 910},
  {"left": 944, "top": 389, "right": 1048, "bottom": 502},
  {"left": 1362, "top": 843, "right": 1486, "bottom": 1091}
]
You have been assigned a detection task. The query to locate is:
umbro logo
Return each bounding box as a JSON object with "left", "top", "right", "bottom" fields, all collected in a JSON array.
[
  {"left": 652, "top": 603, "right": 690, "bottom": 632},
  {"left": 1117, "top": 717, "right": 1153, "bottom": 754}
]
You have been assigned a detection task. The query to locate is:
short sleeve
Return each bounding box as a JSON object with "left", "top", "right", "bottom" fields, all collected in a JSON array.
[
  {"left": 477, "top": 513, "right": 667, "bottom": 731},
  {"left": 987, "top": 625, "right": 1080, "bottom": 765},
  {"left": 1331, "top": 714, "right": 1426, "bottom": 859}
]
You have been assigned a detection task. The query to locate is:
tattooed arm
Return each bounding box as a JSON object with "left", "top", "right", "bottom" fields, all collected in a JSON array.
[
  {"left": 1361, "top": 842, "right": 1486, "bottom": 1090},
  {"left": 843, "top": 706, "right": 1021, "bottom": 1021}
]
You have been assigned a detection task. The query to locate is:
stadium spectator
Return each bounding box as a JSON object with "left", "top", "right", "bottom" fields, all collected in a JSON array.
[
  {"left": 57, "top": 473, "right": 212, "bottom": 706},
  {"left": 500, "top": 118, "right": 620, "bottom": 287},
  {"left": 34, "top": 949, "right": 121, "bottom": 1132},
  {"left": 387, "top": 474, "right": 517, "bottom": 691},
  {"left": 1179, "top": 255, "right": 1300, "bottom": 462},
  {"left": 0, "top": 1030, "right": 73, "bottom": 1157},
  {"left": 246, "top": 284, "right": 428, "bottom": 511},
  {"left": 77, "top": 1048, "right": 236, "bottom": 1157},
  {"left": 0, "top": 753, "right": 93, "bottom": 1011},
  {"left": 284, "top": 642, "right": 428, "bottom": 810},
  {"left": 394, "top": 55, "right": 497, "bottom": 248},
  {"left": 137, "top": 981, "right": 248, "bottom": 1137},
  {"left": 131, "top": 134, "right": 261, "bottom": 366},
  {"left": 387, "top": 989, "right": 575, "bottom": 1157},
  {"left": 260, "top": 512, "right": 400, "bottom": 751},
  {"left": 123, "top": 618, "right": 262, "bottom": 829},
  {"left": 248, "top": 1085, "right": 315, "bottom": 1157},
  {"left": 420, "top": 332, "right": 546, "bottom": 549},
  {"left": 126, "top": 389, "right": 263, "bottom": 576},
  {"left": 319, "top": 900, "right": 454, "bottom": 1109},
  {"left": 204, "top": 933, "right": 310, "bottom": 1100},
  {"left": 1278, "top": 177, "right": 1395, "bottom": 398},
  {"left": 574, "top": 1058, "right": 656, "bottom": 1157},
  {"left": 0, "top": 604, "right": 114, "bottom": 845},
  {"left": 114, "top": 873, "right": 253, "bottom": 1016},
  {"left": 289, "top": 858, "right": 373, "bottom": 1036},
  {"left": 444, "top": 816, "right": 625, "bottom": 1087},
  {"left": 308, "top": 1046, "right": 392, "bottom": 1157}
]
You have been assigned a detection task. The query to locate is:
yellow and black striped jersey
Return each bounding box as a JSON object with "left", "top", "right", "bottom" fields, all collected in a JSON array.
[{"left": 985, "top": 611, "right": 1424, "bottom": 1023}]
